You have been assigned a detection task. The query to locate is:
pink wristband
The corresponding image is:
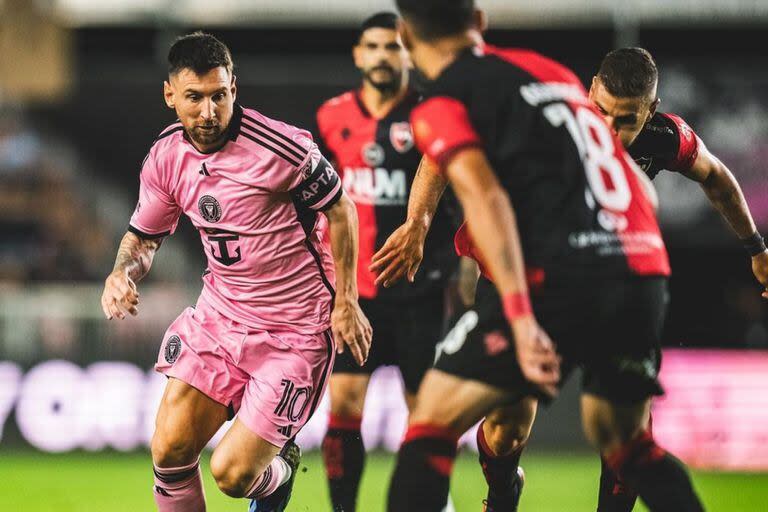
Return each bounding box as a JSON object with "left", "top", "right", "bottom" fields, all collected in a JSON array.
[{"left": 502, "top": 292, "right": 533, "bottom": 322}]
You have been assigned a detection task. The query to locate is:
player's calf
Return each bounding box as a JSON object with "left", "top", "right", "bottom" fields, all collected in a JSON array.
[
  {"left": 477, "top": 400, "right": 536, "bottom": 512},
  {"left": 322, "top": 374, "right": 369, "bottom": 512},
  {"left": 582, "top": 394, "right": 704, "bottom": 512},
  {"left": 388, "top": 370, "right": 509, "bottom": 512},
  {"left": 209, "top": 434, "right": 283, "bottom": 498}
]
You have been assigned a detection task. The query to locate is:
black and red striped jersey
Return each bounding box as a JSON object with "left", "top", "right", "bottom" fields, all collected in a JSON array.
[
  {"left": 412, "top": 45, "right": 670, "bottom": 284},
  {"left": 316, "top": 90, "right": 457, "bottom": 300},
  {"left": 629, "top": 112, "right": 701, "bottom": 179}
]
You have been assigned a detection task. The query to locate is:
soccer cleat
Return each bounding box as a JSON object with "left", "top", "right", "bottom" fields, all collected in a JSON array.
[
  {"left": 249, "top": 440, "right": 302, "bottom": 512},
  {"left": 482, "top": 466, "right": 525, "bottom": 512}
]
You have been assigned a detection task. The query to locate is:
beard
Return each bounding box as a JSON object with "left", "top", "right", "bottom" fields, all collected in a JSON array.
[
  {"left": 189, "top": 123, "right": 226, "bottom": 147},
  {"left": 363, "top": 65, "right": 402, "bottom": 93}
]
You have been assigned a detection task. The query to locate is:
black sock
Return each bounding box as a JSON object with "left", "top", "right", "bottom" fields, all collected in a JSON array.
[
  {"left": 387, "top": 424, "right": 458, "bottom": 512},
  {"left": 597, "top": 455, "right": 638, "bottom": 512},
  {"left": 477, "top": 420, "right": 525, "bottom": 504},
  {"left": 606, "top": 430, "right": 704, "bottom": 512},
  {"left": 321, "top": 415, "right": 365, "bottom": 512}
]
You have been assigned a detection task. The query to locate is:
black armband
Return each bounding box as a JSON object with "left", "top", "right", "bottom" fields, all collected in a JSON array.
[
  {"left": 741, "top": 232, "right": 767, "bottom": 257},
  {"left": 290, "top": 156, "right": 342, "bottom": 211}
]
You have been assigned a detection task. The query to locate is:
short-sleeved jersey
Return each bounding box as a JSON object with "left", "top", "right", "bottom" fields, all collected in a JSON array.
[
  {"left": 130, "top": 104, "right": 342, "bottom": 335},
  {"left": 316, "top": 90, "right": 456, "bottom": 300},
  {"left": 629, "top": 112, "right": 701, "bottom": 179},
  {"left": 413, "top": 45, "right": 670, "bottom": 283}
]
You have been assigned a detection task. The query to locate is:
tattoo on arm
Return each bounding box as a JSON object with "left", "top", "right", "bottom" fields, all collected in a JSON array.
[{"left": 112, "top": 232, "right": 162, "bottom": 282}]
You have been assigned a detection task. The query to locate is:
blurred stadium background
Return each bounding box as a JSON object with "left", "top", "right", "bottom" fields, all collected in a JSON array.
[{"left": 1, "top": 0, "right": 767, "bottom": 510}]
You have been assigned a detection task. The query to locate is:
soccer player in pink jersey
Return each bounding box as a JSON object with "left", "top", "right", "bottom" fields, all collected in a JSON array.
[{"left": 100, "top": 32, "right": 372, "bottom": 512}]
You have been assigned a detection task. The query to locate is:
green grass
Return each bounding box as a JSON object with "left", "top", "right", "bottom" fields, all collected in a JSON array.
[{"left": 0, "top": 450, "right": 765, "bottom": 511}]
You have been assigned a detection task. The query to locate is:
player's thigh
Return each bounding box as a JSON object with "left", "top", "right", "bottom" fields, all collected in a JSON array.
[
  {"left": 328, "top": 373, "right": 371, "bottom": 417},
  {"left": 152, "top": 377, "right": 229, "bottom": 465},
  {"left": 209, "top": 417, "right": 281, "bottom": 491},
  {"left": 581, "top": 393, "right": 651, "bottom": 452},
  {"left": 410, "top": 369, "right": 510, "bottom": 435}
]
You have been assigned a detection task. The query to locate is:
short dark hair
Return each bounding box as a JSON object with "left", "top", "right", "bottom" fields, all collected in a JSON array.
[
  {"left": 597, "top": 47, "right": 658, "bottom": 99},
  {"left": 396, "top": 0, "right": 474, "bottom": 41},
  {"left": 167, "top": 31, "right": 233, "bottom": 77},
  {"left": 359, "top": 11, "right": 398, "bottom": 41}
]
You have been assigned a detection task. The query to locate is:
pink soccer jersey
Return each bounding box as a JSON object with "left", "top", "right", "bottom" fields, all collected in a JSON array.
[{"left": 129, "top": 105, "right": 342, "bottom": 335}]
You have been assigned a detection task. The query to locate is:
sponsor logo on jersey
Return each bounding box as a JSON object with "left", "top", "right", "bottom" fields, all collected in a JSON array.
[
  {"left": 342, "top": 167, "right": 407, "bottom": 205},
  {"left": 198, "top": 195, "right": 222, "bottom": 223},
  {"left": 390, "top": 122, "right": 415, "bottom": 153},
  {"left": 362, "top": 142, "right": 385, "bottom": 167},
  {"left": 164, "top": 335, "right": 182, "bottom": 364}
]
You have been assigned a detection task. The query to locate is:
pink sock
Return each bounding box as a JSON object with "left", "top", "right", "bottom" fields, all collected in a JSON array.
[
  {"left": 247, "top": 456, "right": 292, "bottom": 500},
  {"left": 153, "top": 459, "right": 206, "bottom": 512}
]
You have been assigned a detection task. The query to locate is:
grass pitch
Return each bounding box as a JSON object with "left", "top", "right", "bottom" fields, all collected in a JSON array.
[{"left": 0, "top": 450, "right": 765, "bottom": 511}]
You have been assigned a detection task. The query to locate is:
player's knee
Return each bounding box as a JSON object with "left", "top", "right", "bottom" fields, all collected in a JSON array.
[
  {"left": 484, "top": 417, "right": 531, "bottom": 455},
  {"left": 483, "top": 399, "right": 537, "bottom": 455},
  {"left": 210, "top": 450, "right": 256, "bottom": 498},
  {"left": 329, "top": 382, "right": 367, "bottom": 418},
  {"left": 150, "top": 431, "right": 198, "bottom": 468},
  {"left": 582, "top": 398, "right": 649, "bottom": 453}
]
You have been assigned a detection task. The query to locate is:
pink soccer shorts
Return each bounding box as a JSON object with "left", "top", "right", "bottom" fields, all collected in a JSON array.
[{"left": 155, "top": 298, "right": 335, "bottom": 447}]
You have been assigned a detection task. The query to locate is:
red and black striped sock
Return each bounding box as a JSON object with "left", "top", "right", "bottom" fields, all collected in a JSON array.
[
  {"left": 321, "top": 414, "right": 365, "bottom": 512},
  {"left": 477, "top": 419, "right": 526, "bottom": 497},
  {"left": 597, "top": 454, "right": 638, "bottom": 512},
  {"left": 605, "top": 430, "right": 704, "bottom": 512},
  {"left": 387, "top": 424, "right": 458, "bottom": 512}
]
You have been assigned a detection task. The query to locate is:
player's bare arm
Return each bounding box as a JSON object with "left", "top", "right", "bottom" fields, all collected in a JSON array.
[
  {"left": 325, "top": 192, "right": 373, "bottom": 365},
  {"left": 370, "top": 156, "right": 447, "bottom": 286},
  {"left": 101, "top": 231, "right": 162, "bottom": 320},
  {"left": 445, "top": 148, "right": 560, "bottom": 397},
  {"left": 682, "top": 142, "right": 768, "bottom": 297}
]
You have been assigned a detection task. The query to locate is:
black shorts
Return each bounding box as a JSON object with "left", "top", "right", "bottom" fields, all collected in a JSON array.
[
  {"left": 435, "top": 276, "right": 669, "bottom": 404},
  {"left": 333, "top": 291, "right": 447, "bottom": 393}
]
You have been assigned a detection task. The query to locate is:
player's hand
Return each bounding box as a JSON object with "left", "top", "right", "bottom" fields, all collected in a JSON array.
[
  {"left": 510, "top": 316, "right": 561, "bottom": 398},
  {"left": 369, "top": 220, "right": 427, "bottom": 287},
  {"left": 331, "top": 298, "right": 372, "bottom": 366},
  {"left": 752, "top": 250, "right": 768, "bottom": 300},
  {"left": 101, "top": 270, "right": 140, "bottom": 320}
]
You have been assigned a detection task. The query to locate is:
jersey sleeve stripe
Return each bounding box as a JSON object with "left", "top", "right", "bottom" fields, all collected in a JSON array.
[
  {"left": 241, "top": 121, "right": 307, "bottom": 163},
  {"left": 128, "top": 225, "right": 170, "bottom": 239},
  {"left": 242, "top": 114, "right": 309, "bottom": 156},
  {"left": 239, "top": 131, "right": 302, "bottom": 167},
  {"left": 312, "top": 181, "right": 343, "bottom": 211}
]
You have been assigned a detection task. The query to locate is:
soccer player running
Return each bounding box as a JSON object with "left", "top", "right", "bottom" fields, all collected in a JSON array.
[
  {"left": 100, "top": 33, "right": 371, "bottom": 512},
  {"left": 382, "top": 1, "right": 706, "bottom": 510},
  {"left": 314, "top": 12, "right": 457, "bottom": 512}
]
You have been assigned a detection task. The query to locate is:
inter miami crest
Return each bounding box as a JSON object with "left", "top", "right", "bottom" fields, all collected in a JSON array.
[
  {"left": 165, "top": 335, "right": 182, "bottom": 364},
  {"left": 198, "top": 195, "right": 222, "bottom": 223},
  {"left": 390, "top": 122, "right": 414, "bottom": 153}
]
